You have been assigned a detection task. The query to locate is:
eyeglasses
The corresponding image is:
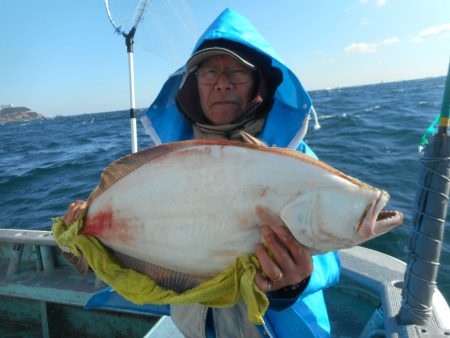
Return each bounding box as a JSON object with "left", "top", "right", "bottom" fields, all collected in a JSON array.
[{"left": 195, "top": 67, "right": 254, "bottom": 85}]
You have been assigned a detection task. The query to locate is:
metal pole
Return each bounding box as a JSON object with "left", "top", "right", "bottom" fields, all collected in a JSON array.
[
  {"left": 127, "top": 50, "right": 138, "bottom": 153},
  {"left": 398, "top": 60, "right": 450, "bottom": 325},
  {"left": 105, "top": 0, "right": 147, "bottom": 154},
  {"left": 126, "top": 29, "right": 138, "bottom": 153}
]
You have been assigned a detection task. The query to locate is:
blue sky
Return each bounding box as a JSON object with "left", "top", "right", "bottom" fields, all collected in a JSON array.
[{"left": 1, "top": 0, "right": 449, "bottom": 117}]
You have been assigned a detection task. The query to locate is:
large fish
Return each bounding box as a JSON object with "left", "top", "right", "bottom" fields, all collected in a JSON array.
[{"left": 80, "top": 139, "right": 403, "bottom": 291}]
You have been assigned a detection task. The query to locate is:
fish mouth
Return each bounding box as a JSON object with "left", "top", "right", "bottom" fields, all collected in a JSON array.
[
  {"left": 356, "top": 191, "right": 403, "bottom": 238},
  {"left": 374, "top": 210, "right": 404, "bottom": 235}
]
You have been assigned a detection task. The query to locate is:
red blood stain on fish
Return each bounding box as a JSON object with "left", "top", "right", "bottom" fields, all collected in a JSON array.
[
  {"left": 82, "top": 209, "right": 113, "bottom": 236},
  {"left": 82, "top": 206, "right": 132, "bottom": 243}
]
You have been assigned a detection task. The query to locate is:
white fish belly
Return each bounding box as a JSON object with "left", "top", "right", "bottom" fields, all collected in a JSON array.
[{"left": 87, "top": 144, "right": 378, "bottom": 277}]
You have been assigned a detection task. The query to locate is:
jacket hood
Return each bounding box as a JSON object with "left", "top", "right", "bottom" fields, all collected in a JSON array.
[{"left": 143, "top": 8, "right": 313, "bottom": 149}]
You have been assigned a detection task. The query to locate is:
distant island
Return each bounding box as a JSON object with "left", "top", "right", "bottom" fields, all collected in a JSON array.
[{"left": 0, "top": 105, "right": 45, "bottom": 123}]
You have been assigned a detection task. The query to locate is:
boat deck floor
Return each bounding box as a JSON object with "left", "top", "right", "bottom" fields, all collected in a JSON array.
[{"left": 0, "top": 242, "right": 159, "bottom": 338}]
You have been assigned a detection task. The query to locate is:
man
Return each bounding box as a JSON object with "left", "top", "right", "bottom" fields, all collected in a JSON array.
[
  {"left": 142, "top": 9, "right": 340, "bottom": 337},
  {"left": 67, "top": 8, "right": 340, "bottom": 338}
]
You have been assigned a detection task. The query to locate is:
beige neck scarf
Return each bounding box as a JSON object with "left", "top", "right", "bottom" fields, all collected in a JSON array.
[{"left": 193, "top": 115, "right": 267, "bottom": 146}]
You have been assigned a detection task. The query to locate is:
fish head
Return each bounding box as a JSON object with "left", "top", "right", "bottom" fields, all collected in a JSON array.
[
  {"left": 356, "top": 190, "right": 404, "bottom": 240},
  {"left": 279, "top": 184, "right": 404, "bottom": 253}
]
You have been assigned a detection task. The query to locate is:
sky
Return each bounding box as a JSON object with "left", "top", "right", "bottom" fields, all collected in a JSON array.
[{"left": 1, "top": 0, "right": 450, "bottom": 117}]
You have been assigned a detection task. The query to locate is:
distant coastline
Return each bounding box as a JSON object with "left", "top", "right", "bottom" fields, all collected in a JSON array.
[{"left": 0, "top": 105, "right": 45, "bottom": 123}]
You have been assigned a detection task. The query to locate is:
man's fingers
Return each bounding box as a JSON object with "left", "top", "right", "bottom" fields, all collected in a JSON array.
[
  {"left": 74, "top": 209, "right": 82, "bottom": 222},
  {"left": 255, "top": 270, "right": 272, "bottom": 293},
  {"left": 261, "top": 225, "right": 296, "bottom": 274},
  {"left": 256, "top": 242, "right": 283, "bottom": 282},
  {"left": 274, "top": 225, "right": 313, "bottom": 275},
  {"left": 257, "top": 223, "right": 313, "bottom": 290},
  {"left": 64, "top": 200, "right": 87, "bottom": 224}
]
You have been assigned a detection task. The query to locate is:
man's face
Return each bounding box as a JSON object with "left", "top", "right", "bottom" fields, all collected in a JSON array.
[{"left": 196, "top": 55, "right": 255, "bottom": 125}]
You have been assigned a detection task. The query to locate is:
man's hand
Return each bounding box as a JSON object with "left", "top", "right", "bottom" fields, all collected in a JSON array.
[
  {"left": 255, "top": 206, "right": 313, "bottom": 293},
  {"left": 63, "top": 200, "right": 87, "bottom": 225}
]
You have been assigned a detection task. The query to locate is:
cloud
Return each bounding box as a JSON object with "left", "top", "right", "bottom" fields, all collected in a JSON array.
[
  {"left": 344, "top": 43, "right": 377, "bottom": 54},
  {"left": 381, "top": 37, "right": 399, "bottom": 45},
  {"left": 419, "top": 23, "right": 450, "bottom": 38},
  {"left": 359, "top": 0, "right": 386, "bottom": 6},
  {"left": 344, "top": 37, "right": 399, "bottom": 54}
]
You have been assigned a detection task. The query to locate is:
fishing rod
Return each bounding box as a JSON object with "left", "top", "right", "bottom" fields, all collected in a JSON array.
[
  {"left": 104, "top": 0, "right": 150, "bottom": 153},
  {"left": 398, "top": 59, "right": 450, "bottom": 327}
]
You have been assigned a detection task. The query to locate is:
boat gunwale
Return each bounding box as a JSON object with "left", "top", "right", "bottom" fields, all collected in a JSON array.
[{"left": 0, "top": 229, "right": 56, "bottom": 246}]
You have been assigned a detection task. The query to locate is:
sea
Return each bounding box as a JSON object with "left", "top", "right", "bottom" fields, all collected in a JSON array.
[{"left": 1, "top": 76, "right": 449, "bottom": 302}]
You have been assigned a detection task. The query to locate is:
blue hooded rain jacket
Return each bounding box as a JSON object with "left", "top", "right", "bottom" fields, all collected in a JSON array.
[{"left": 140, "top": 8, "right": 340, "bottom": 338}]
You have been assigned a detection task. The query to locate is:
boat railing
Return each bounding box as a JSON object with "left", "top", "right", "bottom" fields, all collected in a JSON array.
[
  {"left": 0, "top": 228, "right": 55, "bottom": 246},
  {"left": 0, "top": 228, "right": 107, "bottom": 288},
  {"left": 0, "top": 229, "right": 57, "bottom": 278}
]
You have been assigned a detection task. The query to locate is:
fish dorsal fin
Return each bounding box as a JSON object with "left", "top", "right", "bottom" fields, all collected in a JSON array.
[
  {"left": 87, "top": 138, "right": 367, "bottom": 204},
  {"left": 239, "top": 131, "right": 268, "bottom": 147},
  {"left": 87, "top": 139, "right": 250, "bottom": 203},
  {"left": 88, "top": 141, "right": 195, "bottom": 203}
]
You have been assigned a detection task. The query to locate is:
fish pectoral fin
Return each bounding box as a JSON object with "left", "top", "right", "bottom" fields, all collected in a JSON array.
[
  {"left": 255, "top": 205, "right": 283, "bottom": 227},
  {"left": 279, "top": 193, "right": 317, "bottom": 247},
  {"left": 62, "top": 251, "right": 90, "bottom": 276}
]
